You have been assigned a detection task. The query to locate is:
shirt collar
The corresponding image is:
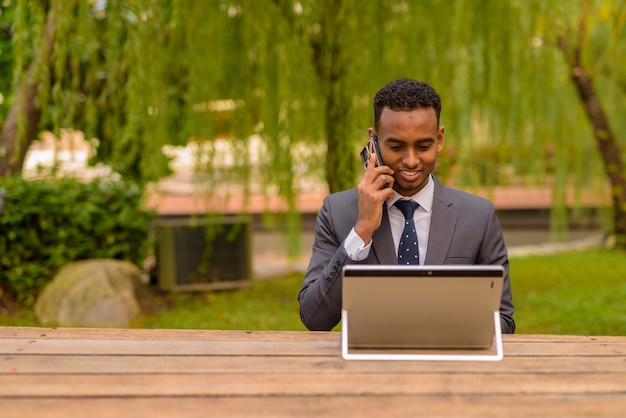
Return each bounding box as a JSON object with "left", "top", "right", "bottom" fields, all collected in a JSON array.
[{"left": 387, "top": 174, "right": 434, "bottom": 213}]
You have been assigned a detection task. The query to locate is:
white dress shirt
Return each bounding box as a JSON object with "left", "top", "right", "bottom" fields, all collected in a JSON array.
[{"left": 344, "top": 175, "right": 434, "bottom": 264}]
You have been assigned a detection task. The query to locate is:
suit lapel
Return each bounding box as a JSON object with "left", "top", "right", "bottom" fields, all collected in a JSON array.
[
  {"left": 424, "top": 178, "right": 457, "bottom": 264},
  {"left": 368, "top": 178, "right": 458, "bottom": 265},
  {"left": 371, "top": 205, "right": 398, "bottom": 264}
]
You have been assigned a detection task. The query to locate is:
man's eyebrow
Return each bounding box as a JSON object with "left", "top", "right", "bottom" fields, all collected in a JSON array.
[{"left": 386, "top": 137, "right": 435, "bottom": 143}]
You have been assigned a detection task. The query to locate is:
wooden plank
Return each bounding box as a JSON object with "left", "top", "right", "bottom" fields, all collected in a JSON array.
[
  {"left": 2, "top": 395, "right": 625, "bottom": 418},
  {"left": 2, "top": 327, "right": 625, "bottom": 344},
  {"left": 0, "top": 337, "right": 340, "bottom": 356},
  {"left": 2, "top": 372, "right": 626, "bottom": 398},
  {"left": 2, "top": 354, "right": 625, "bottom": 374},
  {"left": 0, "top": 327, "right": 338, "bottom": 342},
  {"left": 503, "top": 334, "right": 626, "bottom": 343},
  {"left": 1, "top": 337, "right": 625, "bottom": 357}
]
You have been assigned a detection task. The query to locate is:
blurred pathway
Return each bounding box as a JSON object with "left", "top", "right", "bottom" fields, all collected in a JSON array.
[{"left": 251, "top": 228, "right": 607, "bottom": 279}]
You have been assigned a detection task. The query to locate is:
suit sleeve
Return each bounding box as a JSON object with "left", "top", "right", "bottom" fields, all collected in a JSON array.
[
  {"left": 298, "top": 195, "right": 353, "bottom": 331},
  {"left": 479, "top": 205, "right": 516, "bottom": 334}
]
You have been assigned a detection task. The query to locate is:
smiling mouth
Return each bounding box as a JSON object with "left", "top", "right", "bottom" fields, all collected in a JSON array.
[{"left": 399, "top": 169, "right": 421, "bottom": 178}]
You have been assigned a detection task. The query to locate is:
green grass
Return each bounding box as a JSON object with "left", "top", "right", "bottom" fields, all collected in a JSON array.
[
  {"left": 2, "top": 249, "right": 626, "bottom": 335},
  {"left": 136, "top": 275, "right": 308, "bottom": 331},
  {"left": 510, "top": 249, "right": 626, "bottom": 335}
]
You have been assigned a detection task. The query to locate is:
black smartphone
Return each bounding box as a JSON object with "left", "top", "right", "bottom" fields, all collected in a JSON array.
[
  {"left": 359, "top": 134, "right": 389, "bottom": 189},
  {"left": 360, "top": 134, "right": 385, "bottom": 170}
]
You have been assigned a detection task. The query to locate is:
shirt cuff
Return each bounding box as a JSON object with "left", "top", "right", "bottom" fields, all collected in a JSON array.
[{"left": 344, "top": 228, "right": 372, "bottom": 261}]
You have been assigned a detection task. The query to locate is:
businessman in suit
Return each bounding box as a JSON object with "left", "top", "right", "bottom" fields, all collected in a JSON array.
[{"left": 299, "top": 78, "right": 515, "bottom": 333}]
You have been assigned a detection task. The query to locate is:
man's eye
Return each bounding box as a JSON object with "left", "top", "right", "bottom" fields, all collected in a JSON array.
[{"left": 389, "top": 145, "right": 402, "bottom": 151}]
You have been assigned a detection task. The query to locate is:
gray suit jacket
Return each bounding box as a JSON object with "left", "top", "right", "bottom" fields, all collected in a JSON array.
[{"left": 299, "top": 176, "right": 515, "bottom": 333}]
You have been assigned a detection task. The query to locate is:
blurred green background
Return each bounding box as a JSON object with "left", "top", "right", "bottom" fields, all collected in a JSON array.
[{"left": 1, "top": 1, "right": 625, "bottom": 333}]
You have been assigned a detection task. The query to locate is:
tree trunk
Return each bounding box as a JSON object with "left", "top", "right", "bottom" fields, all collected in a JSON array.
[
  {"left": 569, "top": 66, "right": 626, "bottom": 249},
  {"left": 310, "top": 2, "right": 355, "bottom": 194},
  {"left": 558, "top": 15, "right": 626, "bottom": 249},
  {"left": 0, "top": 4, "right": 56, "bottom": 177},
  {"left": 275, "top": 0, "right": 356, "bottom": 194},
  {"left": 323, "top": 81, "right": 353, "bottom": 193}
]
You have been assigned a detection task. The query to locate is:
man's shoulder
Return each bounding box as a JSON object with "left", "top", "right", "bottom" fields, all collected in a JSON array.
[
  {"left": 435, "top": 180, "right": 494, "bottom": 209},
  {"left": 324, "top": 188, "right": 358, "bottom": 204},
  {"left": 443, "top": 185, "right": 491, "bottom": 202},
  {"left": 318, "top": 189, "right": 359, "bottom": 226}
]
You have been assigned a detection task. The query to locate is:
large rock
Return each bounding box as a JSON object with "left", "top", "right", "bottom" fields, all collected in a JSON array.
[{"left": 35, "top": 259, "right": 143, "bottom": 327}]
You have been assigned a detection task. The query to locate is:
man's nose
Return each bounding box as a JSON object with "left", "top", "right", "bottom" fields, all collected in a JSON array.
[{"left": 403, "top": 149, "right": 420, "bottom": 166}]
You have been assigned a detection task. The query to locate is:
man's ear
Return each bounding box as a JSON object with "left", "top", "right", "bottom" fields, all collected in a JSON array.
[{"left": 437, "top": 125, "right": 445, "bottom": 152}]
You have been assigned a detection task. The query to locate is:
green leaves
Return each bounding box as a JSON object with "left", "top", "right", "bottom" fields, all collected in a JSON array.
[
  {"left": 0, "top": 175, "right": 155, "bottom": 305},
  {"left": 2, "top": 0, "right": 624, "bottom": 245}
]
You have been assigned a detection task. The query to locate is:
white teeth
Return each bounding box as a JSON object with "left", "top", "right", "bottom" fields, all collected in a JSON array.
[{"left": 402, "top": 170, "right": 418, "bottom": 175}]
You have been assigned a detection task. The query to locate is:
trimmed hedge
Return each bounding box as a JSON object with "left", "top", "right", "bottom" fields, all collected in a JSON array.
[{"left": 0, "top": 176, "right": 155, "bottom": 305}]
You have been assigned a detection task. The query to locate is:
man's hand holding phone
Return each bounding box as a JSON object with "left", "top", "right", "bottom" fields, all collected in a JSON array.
[{"left": 355, "top": 137, "right": 395, "bottom": 245}]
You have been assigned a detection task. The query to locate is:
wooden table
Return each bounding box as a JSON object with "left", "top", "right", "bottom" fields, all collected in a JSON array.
[{"left": 1, "top": 327, "right": 625, "bottom": 417}]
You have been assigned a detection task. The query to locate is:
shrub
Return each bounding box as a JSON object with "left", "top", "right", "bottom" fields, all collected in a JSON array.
[{"left": 0, "top": 176, "right": 155, "bottom": 305}]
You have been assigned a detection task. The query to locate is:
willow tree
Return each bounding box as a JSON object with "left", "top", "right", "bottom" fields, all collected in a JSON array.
[
  {"left": 1, "top": 0, "right": 625, "bottom": 248},
  {"left": 271, "top": 0, "right": 626, "bottom": 247},
  {"left": 0, "top": 0, "right": 327, "bottom": 258},
  {"left": 367, "top": 0, "right": 626, "bottom": 248}
]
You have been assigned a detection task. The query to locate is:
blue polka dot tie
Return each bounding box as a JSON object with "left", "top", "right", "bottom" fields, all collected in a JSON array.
[{"left": 394, "top": 200, "right": 420, "bottom": 265}]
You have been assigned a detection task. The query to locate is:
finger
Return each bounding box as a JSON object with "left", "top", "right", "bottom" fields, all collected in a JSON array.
[{"left": 376, "top": 173, "right": 393, "bottom": 190}]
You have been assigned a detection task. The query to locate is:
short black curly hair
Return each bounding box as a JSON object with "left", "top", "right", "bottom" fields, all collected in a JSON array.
[{"left": 373, "top": 78, "right": 442, "bottom": 129}]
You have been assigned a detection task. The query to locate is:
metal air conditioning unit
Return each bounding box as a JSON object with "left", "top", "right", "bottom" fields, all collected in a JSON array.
[{"left": 153, "top": 216, "right": 252, "bottom": 291}]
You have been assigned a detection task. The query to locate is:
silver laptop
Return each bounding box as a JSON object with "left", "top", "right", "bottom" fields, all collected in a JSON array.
[{"left": 341, "top": 264, "right": 504, "bottom": 361}]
